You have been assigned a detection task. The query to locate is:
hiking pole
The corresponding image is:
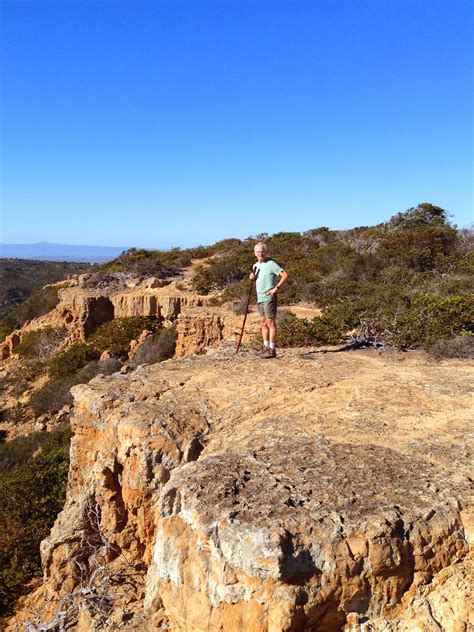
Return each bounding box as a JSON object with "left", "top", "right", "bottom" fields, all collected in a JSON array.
[{"left": 236, "top": 267, "right": 258, "bottom": 354}]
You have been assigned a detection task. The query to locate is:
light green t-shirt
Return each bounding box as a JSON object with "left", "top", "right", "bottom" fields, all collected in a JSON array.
[{"left": 254, "top": 259, "right": 284, "bottom": 303}]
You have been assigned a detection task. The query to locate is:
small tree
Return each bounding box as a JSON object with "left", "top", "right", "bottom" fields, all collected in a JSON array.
[{"left": 48, "top": 343, "right": 99, "bottom": 379}]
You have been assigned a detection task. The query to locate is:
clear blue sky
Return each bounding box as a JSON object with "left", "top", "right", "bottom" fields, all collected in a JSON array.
[{"left": 1, "top": 0, "right": 472, "bottom": 249}]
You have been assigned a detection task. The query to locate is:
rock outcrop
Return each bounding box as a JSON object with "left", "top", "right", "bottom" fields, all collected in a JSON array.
[
  {"left": 0, "top": 281, "right": 262, "bottom": 362},
  {"left": 8, "top": 346, "right": 473, "bottom": 631}
]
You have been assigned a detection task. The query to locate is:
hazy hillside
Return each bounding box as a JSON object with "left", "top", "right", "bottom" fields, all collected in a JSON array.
[{"left": 0, "top": 259, "right": 91, "bottom": 322}]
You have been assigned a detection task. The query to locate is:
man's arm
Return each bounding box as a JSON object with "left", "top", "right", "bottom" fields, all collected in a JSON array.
[{"left": 267, "top": 270, "right": 288, "bottom": 296}]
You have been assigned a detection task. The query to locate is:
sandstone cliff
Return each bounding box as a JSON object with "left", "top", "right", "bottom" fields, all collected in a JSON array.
[
  {"left": 0, "top": 280, "right": 262, "bottom": 363},
  {"left": 8, "top": 345, "right": 473, "bottom": 631}
]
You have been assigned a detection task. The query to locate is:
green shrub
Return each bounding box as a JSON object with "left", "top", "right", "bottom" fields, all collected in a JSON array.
[
  {"left": 278, "top": 315, "right": 319, "bottom": 347},
  {"left": 16, "top": 326, "right": 66, "bottom": 360},
  {"left": 278, "top": 314, "right": 344, "bottom": 347},
  {"left": 48, "top": 342, "right": 99, "bottom": 379},
  {"left": 192, "top": 254, "right": 253, "bottom": 294},
  {"left": 0, "top": 426, "right": 71, "bottom": 616},
  {"left": 456, "top": 249, "right": 474, "bottom": 275},
  {"left": 87, "top": 316, "right": 161, "bottom": 358},
  {"left": 391, "top": 294, "right": 474, "bottom": 349},
  {"left": 278, "top": 294, "right": 473, "bottom": 351}
]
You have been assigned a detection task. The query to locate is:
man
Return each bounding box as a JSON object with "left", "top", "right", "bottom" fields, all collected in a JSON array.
[{"left": 249, "top": 242, "right": 288, "bottom": 358}]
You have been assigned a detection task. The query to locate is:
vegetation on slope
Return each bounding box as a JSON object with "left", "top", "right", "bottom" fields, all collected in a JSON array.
[
  {"left": 0, "top": 285, "right": 66, "bottom": 341},
  {"left": 1, "top": 317, "right": 176, "bottom": 424},
  {"left": 0, "top": 259, "right": 91, "bottom": 325},
  {"left": 87, "top": 316, "right": 163, "bottom": 357},
  {"left": 0, "top": 426, "right": 71, "bottom": 618}
]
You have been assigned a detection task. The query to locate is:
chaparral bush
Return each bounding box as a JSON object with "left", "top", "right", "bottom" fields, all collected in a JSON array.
[
  {"left": 278, "top": 314, "right": 342, "bottom": 347},
  {"left": 0, "top": 426, "right": 71, "bottom": 616},
  {"left": 390, "top": 294, "right": 473, "bottom": 349},
  {"left": 16, "top": 326, "right": 67, "bottom": 360},
  {"left": 192, "top": 253, "right": 254, "bottom": 295},
  {"left": 48, "top": 342, "right": 100, "bottom": 379},
  {"left": 87, "top": 316, "right": 161, "bottom": 358},
  {"left": 277, "top": 292, "right": 473, "bottom": 351},
  {"left": 423, "top": 335, "right": 474, "bottom": 360}
]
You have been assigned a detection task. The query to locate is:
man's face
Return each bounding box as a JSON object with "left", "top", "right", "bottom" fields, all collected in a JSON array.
[{"left": 254, "top": 248, "right": 266, "bottom": 262}]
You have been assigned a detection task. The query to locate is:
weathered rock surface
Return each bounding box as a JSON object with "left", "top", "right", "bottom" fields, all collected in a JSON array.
[{"left": 8, "top": 346, "right": 473, "bottom": 631}]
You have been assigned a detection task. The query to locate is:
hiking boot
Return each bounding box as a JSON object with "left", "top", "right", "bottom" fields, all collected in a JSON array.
[
  {"left": 262, "top": 348, "right": 277, "bottom": 359},
  {"left": 258, "top": 347, "right": 270, "bottom": 356}
]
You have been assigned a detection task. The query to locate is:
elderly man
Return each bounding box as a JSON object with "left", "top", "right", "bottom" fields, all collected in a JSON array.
[{"left": 249, "top": 242, "right": 288, "bottom": 358}]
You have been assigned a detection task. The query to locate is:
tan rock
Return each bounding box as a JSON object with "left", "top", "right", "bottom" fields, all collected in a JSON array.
[
  {"left": 0, "top": 330, "right": 22, "bottom": 360},
  {"left": 142, "top": 277, "right": 171, "bottom": 289},
  {"left": 7, "top": 348, "right": 473, "bottom": 631},
  {"left": 129, "top": 329, "right": 152, "bottom": 358},
  {"left": 78, "top": 273, "right": 92, "bottom": 288}
]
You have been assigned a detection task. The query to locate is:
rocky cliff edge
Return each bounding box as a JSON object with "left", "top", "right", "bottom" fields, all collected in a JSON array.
[{"left": 7, "top": 345, "right": 473, "bottom": 631}]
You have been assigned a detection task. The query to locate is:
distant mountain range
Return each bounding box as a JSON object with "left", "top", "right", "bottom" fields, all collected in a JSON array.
[{"left": 0, "top": 242, "right": 129, "bottom": 263}]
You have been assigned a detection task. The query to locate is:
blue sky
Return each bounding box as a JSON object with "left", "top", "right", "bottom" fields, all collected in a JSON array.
[{"left": 1, "top": 0, "right": 472, "bottom": 249}]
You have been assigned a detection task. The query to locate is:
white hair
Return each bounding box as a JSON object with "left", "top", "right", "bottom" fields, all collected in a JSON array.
[{"left": 254, "top": 242, "right": 267, "bottom": 253}]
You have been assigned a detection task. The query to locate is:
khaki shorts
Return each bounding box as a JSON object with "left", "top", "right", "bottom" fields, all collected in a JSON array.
[{"left": 258, "top": 296, "right": 277, "bottom": 319}]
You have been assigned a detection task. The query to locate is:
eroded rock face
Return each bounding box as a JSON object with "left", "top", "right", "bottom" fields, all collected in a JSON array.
[
  {"left": 0, "top": 281, "right": 259, "bottom": 362},
  {"left": 0, "top": 331, "right": 21, "bottom": 359},
  {"left": 54, "top": 284, "right": 255, "bottom": 354},
  {"left": 7, "top": 348, "right": 473, "bottom": 631},
  {"left": 153, "top": 438, "right": 467, "bottom": 631}
]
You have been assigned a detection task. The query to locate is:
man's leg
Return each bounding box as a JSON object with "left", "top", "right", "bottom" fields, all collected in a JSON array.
[
  {"left": 264, "top": 318, "right": 277, "bottom": 358},
  {"left": 260, "top": 316, "right": 270, "bottom": 349},
  {"left": 267, "top": 318, "right": 276, "bottom": 343}
]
